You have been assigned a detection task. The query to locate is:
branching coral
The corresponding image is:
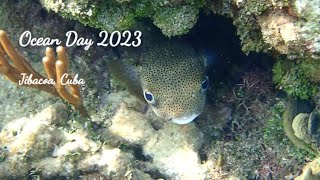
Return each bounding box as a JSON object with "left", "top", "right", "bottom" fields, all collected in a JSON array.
[{"left": 0, "top": 30, "right": 88, "bottom": 117}]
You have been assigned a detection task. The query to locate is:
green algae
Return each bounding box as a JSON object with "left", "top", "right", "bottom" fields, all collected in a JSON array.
[
  {"left": 300, "top": 59, "right": 320, "bottom": 83},
  {"left": 232, "top": 0, "right": 271, "bottom": 53},
  {"left": 273, "top": 58, "right": 318, "bottom": 100},
  {"left": 40, "top": 0, "right": 204, "bottom": 37},
  {"left": 153, "top": 5, "right": 199, "bottom": 37},
  {"left": 263, "top": 100, "right": 315, "bottom": 160}
]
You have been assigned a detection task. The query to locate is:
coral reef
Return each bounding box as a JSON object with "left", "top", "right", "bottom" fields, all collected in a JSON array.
[
  {"left": 0, "top": 90, "right": 209, "bottom": 179},
  {"left": 105, "top": 102, "right": 208, "bottom": 179},
  {"left": 152, "top": 5, "right": 199, "bottom": 37},
  {"left": 0, "top": 105, "right": 141, "bottom": 179},
  {"left": 1, "top": 0, "right": 320, "bottom": 179},
  {"left": 39, "top": 0, "right": 204, "bottom": 37},
  {"left": 208, "top": 0, "right": 320, "bottom": 101},
  {"left": 37, "top": 0, "right": 320, "bottom": 102},
  {"left": 209, "top": 0, "right": 320, "bottom": 58},
  {"left": 300, "top": 59, "right": 320, "bottom": 83},
  {"left": 36, "top": 0, "right": 320, "bottom": 59}
]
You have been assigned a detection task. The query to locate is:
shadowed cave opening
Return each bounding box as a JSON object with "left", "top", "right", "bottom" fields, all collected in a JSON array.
[
  {"left": 188, "top": 13, "right": 274, "bottom": 92},
  {"left": 186, "top": 13, "right": 275, "bottom": 163}
]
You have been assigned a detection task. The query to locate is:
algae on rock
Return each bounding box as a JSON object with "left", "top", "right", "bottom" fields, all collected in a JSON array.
[
  {"left": 39, "top": 0, "right": 320, "bottom": 58},
  {"left": 208, "top": 0, "right": 320, "bottom": 58},
  {"left": 0, "top": 105, "right": 143, "bottom": 179},
  {"left": 272, "top": 58, "right": 318, "bottom": 100},
  {"left": 39, "top": 0, "right": 204, "bottom": 37}
]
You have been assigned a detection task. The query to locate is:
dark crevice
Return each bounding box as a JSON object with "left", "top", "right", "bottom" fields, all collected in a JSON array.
[
  {"left": 188, "top": 12, "right": 274, "bottom": 91},
  {"left": 135, "top": 161, "right": 168, "bottom": 180},
  {"left": 150, "top": 120, "right": 164, "bottom": 131},
  {"left": 119, "top": 144, "right": 152, "bottom": 162},
  {"left": 198, "top": 143, "right": 208, "bottom": 164}
]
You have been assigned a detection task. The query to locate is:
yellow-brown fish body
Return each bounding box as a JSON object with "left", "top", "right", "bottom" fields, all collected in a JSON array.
[
  {"left": 108, "top": 40, "right": 208, "bottom": 124},
  {"left": 139, "top": 41, "right": 208, "bottom": 124}
]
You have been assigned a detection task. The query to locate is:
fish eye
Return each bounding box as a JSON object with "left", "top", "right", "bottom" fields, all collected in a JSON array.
[
  {"left": 143, "top": 90, "right": 156, "bottom": 104},
  {"left": 201, "top": 76, "right": 209, "bottom": 90}
]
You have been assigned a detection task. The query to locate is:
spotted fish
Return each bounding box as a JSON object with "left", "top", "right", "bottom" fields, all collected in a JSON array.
[{"left": 108, "top": 40, "right": 208, "bottom": 124}]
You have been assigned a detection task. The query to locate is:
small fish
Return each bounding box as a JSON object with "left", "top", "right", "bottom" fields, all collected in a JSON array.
[{"left": 108, "top": 40, "right": 209, "bottom": 124}]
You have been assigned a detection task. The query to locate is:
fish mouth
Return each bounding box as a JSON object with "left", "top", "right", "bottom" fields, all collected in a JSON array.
[{"left": 171, "top": 113, "right": 200, "bottom": 124}]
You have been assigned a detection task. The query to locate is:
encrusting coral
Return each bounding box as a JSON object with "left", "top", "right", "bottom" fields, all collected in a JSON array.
[{"left": 0, "top": 30, "right": 88, "bottom": 117}]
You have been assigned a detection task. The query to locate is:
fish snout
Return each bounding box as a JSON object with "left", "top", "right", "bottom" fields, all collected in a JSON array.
[
  {"left": 151, "top": 108, "right": 200, "bottom": 124},
  {"left": 170, "top": 113, "right": 201, "bottom": 124}
]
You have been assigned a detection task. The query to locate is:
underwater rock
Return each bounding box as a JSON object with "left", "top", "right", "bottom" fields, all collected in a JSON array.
[
  {"left": 152, "top": 5, "right": 199, "bottom": 37},
  {"left": 291, "top": 110, "right": 320, "bottom": 150},
  {"left": 300, "top": 59, "right": 320, "bottom": 83},
  {"left": 76, "top": 148, "right": 133, "bottom": 178},
  {"left": 209, "top": 0, "right": 320, "bottom": 58},
  {"left": 0, "top": 105, "right": 65, "bottom": 178},
  {"left": 0, "top": 105, "right": 139, "bottom": 179},
  {"left": 108, "top": 102, "right": 156, "bottom": 144},
  {"left": 258, "top": 11, "right": 300, "bottom": 55},
  {"left": 101, "top": 93, "right": 207, "bottom": 179},
  {"left": 0, "top": 104, "right": 66, "bottom": 157},
  {"left": 7, "top": 0, "right": 315, "bottom": 59},
  {"left": 39, "top": 0, "right": 203, "bottom": 37},
  {"left": 0, "top": 0, "right": 109, "bottom": 122},
  {"left": 99, "top": 92, "right": 207, "bottom": 179},
  {"left": 296, "top": 157, "right": 320, "bottom": 180},
  {"left": 143, "top": 123, "right": 206, "bottom": 179},
  {"left": 258, "top": 0, "right": 320, "bottom": 59},
  {"left": 258, "top": 6, "right": 320, "bottom": 59},
  {"left": 292, "top": 113, "right": 313, "bottom": 144},
  {"left": 0, "top": 0, "right": 76, "bottom": 55}
]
